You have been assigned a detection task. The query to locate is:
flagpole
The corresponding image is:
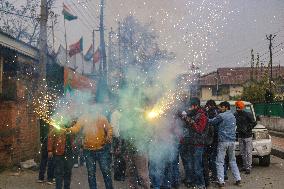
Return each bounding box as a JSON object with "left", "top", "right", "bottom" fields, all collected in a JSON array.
[
  {"left": 92, "top": 30, "right": 96, "bottom": 73},
  {"left": 64, "top": 17, "right": 68, "bottom": 65},
  {"left": 74, "top": 54, "right": 77, "bottom": 70},
  {"left": 82, "top": 53, "right": 84, "bottom": 74}
]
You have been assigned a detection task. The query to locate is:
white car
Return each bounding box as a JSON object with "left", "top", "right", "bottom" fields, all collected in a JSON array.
[{"left": 202, "top": 100, "right": 272, "bottom": 166}]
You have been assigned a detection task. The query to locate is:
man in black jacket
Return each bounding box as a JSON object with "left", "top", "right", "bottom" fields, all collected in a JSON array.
[{"left": 234, "top": 101, "right": 257, "bottom": 174}]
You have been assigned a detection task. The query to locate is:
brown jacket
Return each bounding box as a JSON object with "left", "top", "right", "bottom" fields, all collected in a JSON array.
[{"left": 47, "top": 129, "right": 75, "bottom": 156}]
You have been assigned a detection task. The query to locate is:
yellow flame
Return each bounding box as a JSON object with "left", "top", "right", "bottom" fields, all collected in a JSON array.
[{"left": 147, "top": 111, "right": 159, "bottom": 119}]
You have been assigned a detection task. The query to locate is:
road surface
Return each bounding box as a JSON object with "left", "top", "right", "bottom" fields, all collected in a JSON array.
[{"left": 0, "top": 156, "right": 284, "bottom": 189}]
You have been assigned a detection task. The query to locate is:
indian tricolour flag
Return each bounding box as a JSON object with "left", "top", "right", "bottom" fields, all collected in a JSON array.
[{"left": 62, "top": 3, "right": 78, "bottom": 21}]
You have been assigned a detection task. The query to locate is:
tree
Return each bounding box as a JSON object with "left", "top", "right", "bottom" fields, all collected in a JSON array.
[
  {"left": 0, "top": 0, "right": 57, "bottom": 48},
  {"left": 242, "top": 74, "right": 277, "bottom": 103},
  {"left": 118, "top": 16, "right": 174, "bottom": 73},
  {"left": 108, "top": 15, "right": 174, "bottom": 91}
]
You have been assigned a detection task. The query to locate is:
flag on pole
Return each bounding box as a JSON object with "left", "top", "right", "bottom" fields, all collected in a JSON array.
[
  {"left": 93, "top": 48, "right": 100, "bottom": 64},
  {"left": 69, "top": 37, "right": 83, "bottom": 57},
  {"left": 84, "top": 44, "right": 93, "bottom": 61},
  {"left": 62, "top": 3, "right": 78, "bottom": 21}
]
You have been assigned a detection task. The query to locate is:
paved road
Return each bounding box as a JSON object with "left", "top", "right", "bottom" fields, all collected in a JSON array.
[{"left": 0, "top": 156, "right": 284, "bottom": 189}]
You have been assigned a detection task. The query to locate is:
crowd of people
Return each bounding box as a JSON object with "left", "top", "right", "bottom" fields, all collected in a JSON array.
[{"left": 37, "top": 97, "right": 257, "bottom": 189}]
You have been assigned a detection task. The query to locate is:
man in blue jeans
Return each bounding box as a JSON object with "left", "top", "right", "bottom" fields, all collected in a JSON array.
[
  {"left": 209, "top": 101, "right": 241, "bottom": 188},
  {"left": 84, "top": 144, "right": 112, "bottom": 189},
  {"left": 181, "top": 97, "right": 208, "bottom": 189},
  {"left": 67, "top": 113, "right": 113, "bottom": 189}
]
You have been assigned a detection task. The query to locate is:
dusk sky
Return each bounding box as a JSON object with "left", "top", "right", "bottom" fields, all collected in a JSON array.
[{"left": 34, "top": 0, "right": 284, "bottom": 73}]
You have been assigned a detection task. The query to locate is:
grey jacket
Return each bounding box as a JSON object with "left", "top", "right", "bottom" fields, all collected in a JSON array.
[{"left": 209, "top": 110, "right": 236, "bottom": 142}]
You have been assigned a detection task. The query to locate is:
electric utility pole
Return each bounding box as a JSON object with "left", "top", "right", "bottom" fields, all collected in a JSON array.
[
  {"left": 39, "top": 0, "right": 48, "bottom": 84},
  {"left": 250, "top": 49, "right": 254, "bottom": 81},
  {"left": 266, "top": 34, "right": 276, "bottom": 91},
  {"left": 99, "top": 0, "right": 107, "bottom": 80}
]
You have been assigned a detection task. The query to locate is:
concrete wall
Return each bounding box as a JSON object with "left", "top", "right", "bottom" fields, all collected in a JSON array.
[
  {"left": 229, "top": 85, "right": 243, "bottom": 97},
  {"left": 200, "top": 86, "right": 229, "bottom": 101},
  {"left": 260, "top": 116, "right": 284, "bottom": 132},
  {"left": 201, "top": 87, "right": 213, "bottom": 100}
]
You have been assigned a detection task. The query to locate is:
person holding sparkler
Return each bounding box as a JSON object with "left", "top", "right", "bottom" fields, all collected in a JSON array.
[
  {"left": 124, "top": 98, "right": 151, "bottom": 189},
  {"left": 47, "top": 120, "right": 77, "bottom": 189},
  {"left": 66, "top": 110, "right": 114, "bottom": 189},
  {"left": 180, "top": 97, "right": 208, "bottom": 189}
]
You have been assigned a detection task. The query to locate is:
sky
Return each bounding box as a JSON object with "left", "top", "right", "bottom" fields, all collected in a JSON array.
[{"left": 48, "top": 0, "right": 284, "bottom": 74}]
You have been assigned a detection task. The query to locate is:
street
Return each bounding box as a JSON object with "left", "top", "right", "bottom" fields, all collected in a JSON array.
[{"left": 0, "top": 155, "right": 283, "bottom": 189}]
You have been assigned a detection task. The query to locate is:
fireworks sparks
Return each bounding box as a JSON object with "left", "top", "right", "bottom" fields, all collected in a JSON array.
[{"left": 32, "top": 83, "right": 65, "bottom": 130}]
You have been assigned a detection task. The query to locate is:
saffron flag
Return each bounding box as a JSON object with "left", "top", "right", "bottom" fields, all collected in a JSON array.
[
  {"left": 64, "top": 67, "right": 96, "bottom": 95},
  {"left": 84, "top": 44, "right": 93, "bottom": 61},
  {"left": 93, "top": 48, "right": 100, "bottom": 64},
  {"left": 62, "top": 3, "right": 78, "bottom": 21},
  {"left": 69, "top": 37, "right": 83, "bottom": 57}
]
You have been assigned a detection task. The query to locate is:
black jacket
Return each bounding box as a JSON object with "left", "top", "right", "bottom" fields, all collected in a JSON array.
[{"left": 234, "top": 111, "right": 257, "bottom": 138}]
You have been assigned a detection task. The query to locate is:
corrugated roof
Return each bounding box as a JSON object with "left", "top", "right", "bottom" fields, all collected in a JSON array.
[
  {"left": 199, "top": 67, "right": 284, "bottom": 86},
  {"left": 0, "top": 30, "right": 38, "bottom": 59}
]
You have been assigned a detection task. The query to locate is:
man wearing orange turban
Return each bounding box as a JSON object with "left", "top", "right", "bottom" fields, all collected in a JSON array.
[{"left": 234, "top": 101, "right": 257, "bottom": 174}]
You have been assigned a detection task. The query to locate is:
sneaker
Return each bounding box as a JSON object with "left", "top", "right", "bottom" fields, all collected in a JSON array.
[
  {"left": 184, "top": 182, "right": 194, "bottom": 188},
  {"left": 217, "top": 183, "right": 225, "bottom": 188},
  {"left": 245, "top": 169, "right": 251, "bottom": 174},
  {"left": 74, "top": 163, "right": 79, "bottom": 168},
  {"left": 46, "top": 181, "right": 55, "bottom": 185},
  {"left": 37, "top": 179, "right": 44, "bottom": 183},
  {"left": 235, "top": 180, "right": 242, "bottom": 186}
]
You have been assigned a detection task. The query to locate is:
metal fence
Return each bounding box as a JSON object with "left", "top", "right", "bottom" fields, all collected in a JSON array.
[{"left": 254, "top": 102, "right": 284, "bottom": 118}]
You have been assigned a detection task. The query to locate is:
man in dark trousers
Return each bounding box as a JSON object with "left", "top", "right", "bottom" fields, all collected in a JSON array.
[
  {"left": 204, "top": 100, "right": 219, "bottom": 185},
  {"left": 38, "top": 120, "right": 55, "bottom": 184},
  {"left": 48, "top": 121, "right": 76, "bottom": 189},
  {"left": 234, "top": 101, "right": 257, "bottom": 174},
  {"left": 182, "top": 97, "right": 208, "bottom": 189}
]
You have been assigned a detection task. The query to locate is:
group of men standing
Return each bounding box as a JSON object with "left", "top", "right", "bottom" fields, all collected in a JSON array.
[
  {"left": 37, "top": 97, "right": 256, "bottom": 189},
  {"left": 176, "top": 98, "right": 256, "bottom": 189}
]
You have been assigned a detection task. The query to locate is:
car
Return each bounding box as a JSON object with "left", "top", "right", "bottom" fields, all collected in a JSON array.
[{"left": 202, "top": 100, "right": 272, "bottom": 166}]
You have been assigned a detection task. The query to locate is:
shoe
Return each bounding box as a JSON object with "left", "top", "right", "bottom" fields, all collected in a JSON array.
[
  {"left": 217, "top": 183, "right": 225, "bottom": 188},
  {"left": 46, "top": 181, "right": 55, "bottom": 185},
  {"left": 240, "top": 168, "right": 246, "bottom": 172},
  {"left": 235, "top": 180, "right": 242, "bottom": 186},
  {"left": 184, "top": 182, "right": 194, "bottom": 188},
  {"left": 245, "top": 169, "right": 251, "bottom": 174},
  {"left": 74, "top": 163, "right": 79, "bottom": 168},
  {"left": 37, "top": 179, "right": 44, "bottom": 183},
  {"left": 114, "top": 177, "right": 125, "bottom": 181}
]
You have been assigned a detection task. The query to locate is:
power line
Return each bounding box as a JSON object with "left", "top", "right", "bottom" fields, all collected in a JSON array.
[
  {"left": 63, "top": 3, "right": 94, "bottom": 32},
  {"left": 75, "top": 0, "right": 98, "bottom": 25}
]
